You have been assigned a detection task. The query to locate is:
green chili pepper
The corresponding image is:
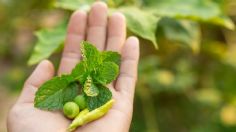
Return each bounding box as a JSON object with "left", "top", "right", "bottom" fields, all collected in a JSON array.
[{"left": 68, "top": 99, "right": 115, "bottom": 131}]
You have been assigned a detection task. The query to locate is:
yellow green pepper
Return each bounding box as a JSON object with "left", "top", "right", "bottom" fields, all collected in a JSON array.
[{"left": 68, "top": 99, "right": 115, "bottom": 131}]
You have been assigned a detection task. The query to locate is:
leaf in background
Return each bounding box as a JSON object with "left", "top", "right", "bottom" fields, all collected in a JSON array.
[
  {"left": 146, "top": 0, "right": 234, "bottom": 30},
  {"left": 159, "top": 18, "right": 201, "bottom": 53},
  {"left": 28, "top": 23, "right": 66, "bottom": 65},
  {"left": 55, "top": 0, "right": 132, "bottom": 10},
  {"left": 55, "top": 0, "right": 93, "bottom": 11},
  {"left": 86, "top": 85, "right": 112, "bottom": 111},
  {"left": 34, "top": 75, "right": 78, "bottom": 110},
  {"left": 95, "top": 62, "right": 119, "bottom": 84},
  {"left": 119, "top": 7, "right": 160, "bottom": 48},
  {"left": 101, "top": 51, "right": 121, "bottom": 65},
  {"left": 214, "top": 63, "right": 236, "bottom": 100}
]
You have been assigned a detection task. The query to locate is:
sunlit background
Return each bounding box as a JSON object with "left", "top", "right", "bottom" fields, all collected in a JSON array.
[{"left": 1, "top": 0, "right": 236, "bottom": 131}]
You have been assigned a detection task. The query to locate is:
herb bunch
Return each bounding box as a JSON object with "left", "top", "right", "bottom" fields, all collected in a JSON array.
[{"left": 34, "top": 41, "right": 121, "bottom": 111}]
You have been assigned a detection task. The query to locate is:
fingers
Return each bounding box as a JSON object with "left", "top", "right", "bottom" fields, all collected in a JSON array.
[
  {"left": 17, "top": 60, "right": 55, "bottom": 103},
  {"left": 115, "top": 37, "right": 139, "bottom": 99},
  {"left": 87, "top": 2, "right": 108, "bottom": 50},
  {"left": 106, "top": 12, "right": 126, "bottom": 52},
  {"left": 58, "top": 11, "right": 87, "bottom": 75}
]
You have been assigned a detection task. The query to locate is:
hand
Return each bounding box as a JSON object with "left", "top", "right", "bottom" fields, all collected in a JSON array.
[{"left": 7, "top": 2, "right": 139, "bottom": 132}]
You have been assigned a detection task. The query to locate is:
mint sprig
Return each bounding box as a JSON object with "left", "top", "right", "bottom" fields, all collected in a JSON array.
[
  {"left": 34, "top": 41, "right": 121, "bottom": 111},
  {"left": 34, "top": 75, "right": 79, "bottom": 110}
]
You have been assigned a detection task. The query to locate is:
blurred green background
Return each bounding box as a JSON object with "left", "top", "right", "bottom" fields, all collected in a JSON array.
[{"left": 1, "top": 0, "right": 236, "bottom": 131}]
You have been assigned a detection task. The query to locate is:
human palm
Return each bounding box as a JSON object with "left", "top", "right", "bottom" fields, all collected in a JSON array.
[{"left": 7, "top": 2, "right": 139, "bottom": 132}]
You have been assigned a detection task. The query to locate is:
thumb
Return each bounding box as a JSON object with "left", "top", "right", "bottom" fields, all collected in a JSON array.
[{"left": 17, "top": 60, "right": 55, "bottom": 104}]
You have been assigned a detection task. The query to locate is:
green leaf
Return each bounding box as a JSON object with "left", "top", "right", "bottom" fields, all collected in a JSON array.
[
  {"left": 28, "top": 23, "right": 66, "bottom": 65},
  {"left": 55, "top": 0, "right": 127, "bottom": 10},
  {"left": 159, "top": 18, "right": 201, "bottom": 52},
  {"left": 71, "top": 61, "right": 88, "bottom": 83},
  {"left": 146, "top": 0, "right": 234, "bottom": 30},
  {"left": 119, "top": 7, "right": 160, "bottom": 48},
  {"left": 81, "top": 41, "right": 101, "bottom": 71},
  {"left": 86, "top": 85, "right": 112, "bottom": 111},
  {"left": 34, "top": 75, "right": 78, "bottom": 110},
  {"left": 94, "top": 62, "right": 119, "bottom": 84},
  {"left": 101, "top": 51, "right": 121, "bottom": 65},
  {"left": 84, "top": 83, "right": 99, "bottom": 97},
  {"left": 55, "top": 0, "right": 94, "bottom": 11},
  {"left": 83, "top": 76, "right": 99, "bottom": 97}
]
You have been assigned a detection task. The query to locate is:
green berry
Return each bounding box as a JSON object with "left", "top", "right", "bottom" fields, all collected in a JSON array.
[
  {"left": 63, "top": 102, "right": 80, "bottom": 119},
  {"left": 74, "top": 95, "right": 87, "bottom": 110}
]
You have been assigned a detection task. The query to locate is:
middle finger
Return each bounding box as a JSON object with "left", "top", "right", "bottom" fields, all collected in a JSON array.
[{"left": 86, "top": 2, "right": 108, "bottom": 51}]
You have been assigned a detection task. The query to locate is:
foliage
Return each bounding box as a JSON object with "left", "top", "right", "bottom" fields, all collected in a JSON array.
[
  {"left": 1, "top": 0, "right": 236, "bottom": 132},
  {"left": 34, "top": 42, "right": 120, "bottom": 111},
  {"left": 28, "top": 23, "right": 66, "bottom": 65},
  {"left": 28, "top": 0, "right": 235, "bottom": 65}
]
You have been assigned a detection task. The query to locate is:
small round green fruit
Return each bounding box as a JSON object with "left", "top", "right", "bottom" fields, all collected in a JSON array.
[
  {"left": 63, "top": 102, "right": 80, "bottom": 119},
  {"left": 74, "top": 95, "right": 87, "bottom": 110}
]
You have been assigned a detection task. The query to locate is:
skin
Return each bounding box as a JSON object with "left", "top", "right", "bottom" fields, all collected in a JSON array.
[{"left": 7, "top": 2, "right": 139, "bottom": 132}]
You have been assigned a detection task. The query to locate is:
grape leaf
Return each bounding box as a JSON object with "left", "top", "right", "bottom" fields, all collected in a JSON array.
[
  {"left": 28, "top": 23, "right": 66, "bottom": 65},
  {"left": 34, "top": 75, "right": 78, "bottom": 110},
  {"left": 101, "top": 51, "right": 121, "bottom": 65},
  {"left": 86, "top": 85, "right": 112, "bottom": 111},
  {"left": 95, "top": 62, "right": 119, "bottom": 85}
]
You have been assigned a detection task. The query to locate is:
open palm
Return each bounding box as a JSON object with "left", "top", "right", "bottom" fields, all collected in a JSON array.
[{"left": 7, "top": 2, "right": 139, "bottom": 132}]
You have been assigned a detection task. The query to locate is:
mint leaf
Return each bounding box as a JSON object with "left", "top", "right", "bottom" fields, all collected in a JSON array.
[
  {"left": 34, "top": 75, "right": 79, "bottom": 110},
  {"left": 83, "top": 76, "right": 99, "bottom": 97},
  {"left": 94, "top": 62, "right": 119, "bottom": 84},
  {"left": 71, "top": 61, "right": 88, "bottom": 83},
  {"left": 86, "top": 85, "right": 112, "bottom": 111},
  {"left": 101, "top": 51, "right": 121, "bottom": 65},
  {"left": 81, "top": 41, "right": 101, "bottom": 71}
]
